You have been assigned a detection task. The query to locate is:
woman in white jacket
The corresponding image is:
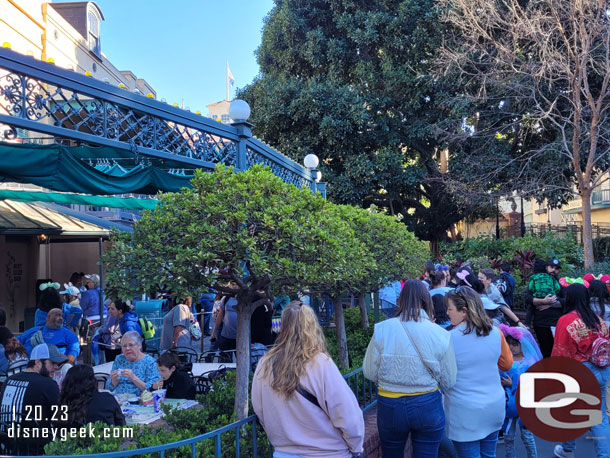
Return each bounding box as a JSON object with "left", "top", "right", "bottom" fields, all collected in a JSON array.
[{"left": 364, "top": 279, "right": 457, "bottom": 458}]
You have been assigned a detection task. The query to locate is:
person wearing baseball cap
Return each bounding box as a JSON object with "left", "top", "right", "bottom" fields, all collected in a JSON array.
[
  {"left": 523, "top": 258, "right": 566, "bottom": 358},
  {"left": 60, "top": 285, "right": 83, "bottom": 331},
  {"left": 0, "top": 343, "right": 62, "bottom": 454},
  {"left": 547, "top": 258, "right": 561, "bottom": 271}
]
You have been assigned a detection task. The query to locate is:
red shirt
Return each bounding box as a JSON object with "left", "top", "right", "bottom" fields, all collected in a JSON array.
[{"left": 552, "top": 311, "right": 609, "bottom": 362}]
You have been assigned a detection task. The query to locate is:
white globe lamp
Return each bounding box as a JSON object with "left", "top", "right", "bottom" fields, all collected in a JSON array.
[
  {"left": 229, "top": 99, "right": 251, "bottom": 122},
  {"left": 303, "top": 154, "right": 319, "bottom": 169}
]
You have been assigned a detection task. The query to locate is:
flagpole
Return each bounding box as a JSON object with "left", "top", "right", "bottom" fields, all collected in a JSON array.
[{"left": 226, "top": 60, "right": 229, "bottom": 101}]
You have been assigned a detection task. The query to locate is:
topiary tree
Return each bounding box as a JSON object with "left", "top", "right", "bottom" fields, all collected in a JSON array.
[
  {"left": 104, "top": 164, "right": 372, "bottom": 419},
  {"left": 350, "top": 206, "right": 430, "bottom": 328},
  {"left": 300, "top": 203, "right": 375, "bottom": 368}
]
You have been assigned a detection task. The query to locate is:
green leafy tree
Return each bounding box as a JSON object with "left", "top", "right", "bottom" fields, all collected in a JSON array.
[
  {"left": 344, "top": 206, "right": 429, "bottom": 327},
  {"left": 239, "top": 0, "right": 486, "bottom": 248},
  {"left": 104, "top": 164, "right": 375, "bottom": 418},
  {"left": 437, "top": 0, "right": 610, "bottom": 268},
  {"left": 302, "top": 203, "right": 374, "bottom": 368}
]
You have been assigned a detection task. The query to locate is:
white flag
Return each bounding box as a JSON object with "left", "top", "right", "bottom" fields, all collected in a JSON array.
[{"left": 227, "top": 65, "right": 235, "bottom": 86}]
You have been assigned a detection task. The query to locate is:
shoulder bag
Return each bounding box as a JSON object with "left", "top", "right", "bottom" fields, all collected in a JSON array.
[{"left": 295, "top": 385, "right": 361, "bottom": 458}]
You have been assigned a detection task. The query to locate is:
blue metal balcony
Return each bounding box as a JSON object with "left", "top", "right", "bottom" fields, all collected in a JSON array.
[{"left": 0, "top": 47, "right": 315, "bottom": 191}]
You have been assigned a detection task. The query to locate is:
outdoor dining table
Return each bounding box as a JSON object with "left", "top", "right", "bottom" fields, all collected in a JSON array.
[
  {"left": 120, "top": 398, "right": 199, "bottom": 425},
  {"left": 93, "top": 361, "right": 236, "bottom": 376}
]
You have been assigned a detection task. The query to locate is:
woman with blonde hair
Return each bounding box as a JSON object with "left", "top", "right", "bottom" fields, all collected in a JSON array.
[
  {"left": 364, "top": 279, "right": 457, "bottom": 457},
  {"left": 444, "top": 286, "right": 513, "bottom": 458},
  {"left": 252, "top": 301, "right": 364, "bottom": 458}
]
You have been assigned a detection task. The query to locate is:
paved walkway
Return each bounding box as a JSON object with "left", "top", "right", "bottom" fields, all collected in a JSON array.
[{"left": 496, "top": 433, "right": 595, "bottom": 457}]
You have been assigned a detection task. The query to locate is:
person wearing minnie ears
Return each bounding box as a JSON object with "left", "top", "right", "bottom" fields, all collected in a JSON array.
[
  {"left": 552, "top": 283, "right": 610, "bottom": 458},
  {"left": 498, "top": 324, "right": 542, "bottom": 458}
]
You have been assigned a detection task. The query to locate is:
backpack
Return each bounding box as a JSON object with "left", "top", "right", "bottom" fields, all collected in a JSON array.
[
  {"left": 138, "top": 317, "right": 155, "bottom": 340},
  {"left": 590, "top": 332, "right": 610, "bottom": 367}
]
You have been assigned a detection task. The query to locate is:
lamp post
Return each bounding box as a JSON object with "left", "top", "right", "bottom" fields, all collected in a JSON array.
[
  {"left": 520, "top": 196, "right": 526, "bottom": 237},
  {"left": 229, "top": 100, "right": 252, "bottom": 171},
  {"left": 496, "top": 200, "right": 500, "bottom": 240},
  {"left": 303, "top": 153, "right": 321, "bottom": 194}
]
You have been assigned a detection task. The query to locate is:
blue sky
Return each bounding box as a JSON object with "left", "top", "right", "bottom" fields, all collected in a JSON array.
[{"left": 61, "top": 0, "right": 275, "bottom": 114}]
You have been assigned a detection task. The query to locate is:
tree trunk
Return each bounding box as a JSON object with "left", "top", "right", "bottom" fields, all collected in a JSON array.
[
  {"left": 358, "top": 293, "right": 369, "bottom": 329},
  {"left": 332, "top": 295, "right": 349, "bottom": 368},
  {"left": 233, "top": 304, "right": 252, "bottom": 420},
  {"left": 430, "top": 239, "right": 439, "bottom": 257},
  {"left": 581, "top": 189, "right": 594, "bottom": 269}
]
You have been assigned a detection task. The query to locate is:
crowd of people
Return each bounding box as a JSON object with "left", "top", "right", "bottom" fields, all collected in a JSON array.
[
  {"left": 1, "top": 259, "right": 610, "bottom": 457},
  {"left": 0, "top": 270, "right": 273, "bottom": 455},
  {"left": 252, "top": 259, "right": 610, "bottom": 458}
]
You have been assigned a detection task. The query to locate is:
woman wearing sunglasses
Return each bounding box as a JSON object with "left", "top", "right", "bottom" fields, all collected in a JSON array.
[
  {"left": 443, "top": 286, "right": 513, "bottom": 458},
  {"left": 364, "top": 279, "right": 457, "bottom": 457}
]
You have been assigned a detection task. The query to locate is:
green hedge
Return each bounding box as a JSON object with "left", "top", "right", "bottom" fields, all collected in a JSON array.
[
  {"left": 439, "top": 234, "right": 583, "bottom": 270},
  {"left": 325, "top": 306, "right": 377, "bottom": 371},
  {"left": 594, "top": 237, "right": 610, "bottom": 262}
]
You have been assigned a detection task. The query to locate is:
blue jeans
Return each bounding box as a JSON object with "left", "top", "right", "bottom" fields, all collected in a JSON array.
[
  {"left": 561, "top": 362, "right": 610, "bottom": 458},
  {"left": 439, "top": 431, "right": 458, "bottom": 458},
  {"left": 377, "top": 390, "right": 445, "bottom": 458},
  {"left": 199, "top": 293, "right": 214, "bottom": 335},
  {"left": 380, "top": 300, "right": 397, "bottom": 318},
  {"left": 504, "top": 419, "right": 536, "bottom": 458},
  {"left": 453, "top": 430, "right": 499, "bottom": 458}
]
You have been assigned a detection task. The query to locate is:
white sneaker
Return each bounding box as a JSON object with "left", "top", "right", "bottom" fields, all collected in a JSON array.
[{"left": 554, "top": 445, "right": 574, "bottom": 458}]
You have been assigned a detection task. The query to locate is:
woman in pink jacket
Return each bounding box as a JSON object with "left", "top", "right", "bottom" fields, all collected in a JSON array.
[{"left": 252, "top": 301, "right": 364, "bottom": 458}]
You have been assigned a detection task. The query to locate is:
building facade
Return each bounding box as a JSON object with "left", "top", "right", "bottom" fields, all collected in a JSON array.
[{"left": 0, "top": 1, "right": 155, "bottom": 329}]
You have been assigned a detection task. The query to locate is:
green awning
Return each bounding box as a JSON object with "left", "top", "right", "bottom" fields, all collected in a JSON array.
[
  {"left": 0, "top": 142, "right": 195, "bottom": 195},
  {"left": 0, "top": 190, "right": 160, "bottom": 210}
]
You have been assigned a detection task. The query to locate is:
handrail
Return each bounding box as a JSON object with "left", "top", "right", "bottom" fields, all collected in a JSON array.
[
  {"left": 11, "top": 415, "right": 259, "bottom": 458},
  {"left": 0, "top": 47, "right": 313, "bottom": 189},
  {"left": 15, "top": 367, "right": 376, "bottom": 458}
]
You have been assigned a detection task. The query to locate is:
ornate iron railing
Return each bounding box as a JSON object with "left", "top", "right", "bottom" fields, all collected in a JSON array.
[
  {"left": 23, "top": 415, "right": 266, "bottom": 458},
  {"left": 344, "top": 367, "right": 378, "bottom": 413},
  {"left": 13, "top": 367, "right": 374, "bottom": 458},
  {"left": 0, "top": 48, "right": 314, "bottom": 190}
]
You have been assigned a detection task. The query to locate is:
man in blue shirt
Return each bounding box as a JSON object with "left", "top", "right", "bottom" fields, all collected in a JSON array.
[
  {"left": 18, "top": 308, "right": 80, "bottom": 363},
  {"left": 379, "top": 280, "right": 402, "bottom": 318}
]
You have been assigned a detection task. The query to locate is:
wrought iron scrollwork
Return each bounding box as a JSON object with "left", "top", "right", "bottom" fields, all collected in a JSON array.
[
  {"left": 0, "top": 64, "right": 308, "bottom": 185},
  {"left": 246, "top": 147, "right": 309, "bottom": 188}
]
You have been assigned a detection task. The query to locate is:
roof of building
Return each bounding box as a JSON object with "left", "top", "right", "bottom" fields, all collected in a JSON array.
[
  {"left": 0, "top": 200, "right": 132, "bottom": 236},
  {"left": 51, "top": 2, "right": 105, "bottom": 40},
  {"left": 206, "top": 100, "right": 231, "bottom": 109}
]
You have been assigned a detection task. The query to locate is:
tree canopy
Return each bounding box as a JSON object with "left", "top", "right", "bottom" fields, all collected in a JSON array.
[
  {"left": 437, "top": 0, "right": 610, "bottom": 267},
  {"left": 104, "top": 164, "right": 427, "bottom": 416},
  {"left": 239, "top": 0, "right": 490, "bottom": 245}
]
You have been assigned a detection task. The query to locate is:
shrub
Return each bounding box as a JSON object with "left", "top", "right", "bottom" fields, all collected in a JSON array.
[
  {"left": 439, "top": 234, "right": 583, "bottom": 272},
  {"left": 325, "top": 306, "right": 376, "bottom": 371},
  {"left": 594, "top": 237, "right": 610, "bottom": 262},
  {"left": 563, "top": 260, "right": 610, "bottom": 279}
]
